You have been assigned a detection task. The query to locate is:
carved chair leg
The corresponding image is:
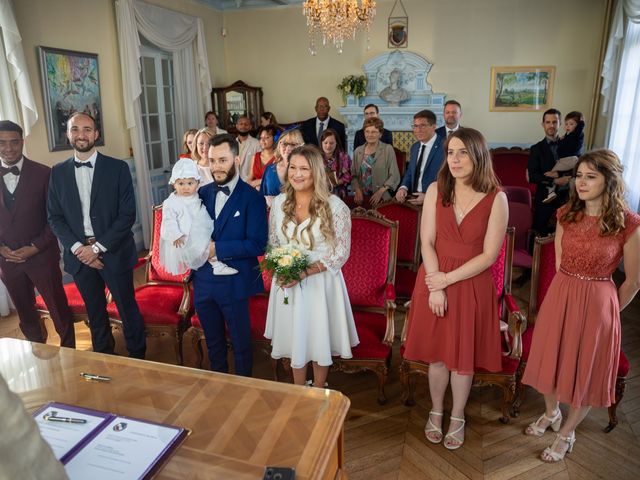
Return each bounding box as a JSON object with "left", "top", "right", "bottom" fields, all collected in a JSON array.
[
  {"left": 375, "top": 365, "right": 389, "bottom": 405},
  {"left": 174, "top": 328, "right": 184, "bottom": 366},
  {"left": 191, "top": 330, "right": 204, "bottom": 369},
  {"left": 511, "top": 360, "right": 527, "bottom": 417},
  {"left": 605, "top": 376, "right": 626, "bottom": 433},
  {"left": 399, "top": 360, "right": 415, "bottom": 406},
  {"left": 499, "top": 381, "right": 516, "bottom": 424}
]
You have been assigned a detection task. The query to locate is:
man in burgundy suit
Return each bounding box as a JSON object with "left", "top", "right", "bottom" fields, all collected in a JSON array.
[{"left": 0, "top": 120, "right": 75, "bottom": 347}]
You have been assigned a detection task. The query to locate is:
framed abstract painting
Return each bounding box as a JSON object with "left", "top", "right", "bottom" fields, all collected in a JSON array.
[
  {"left": 490, "top": 66, "right": 555, "bottom": 112},
  {"left": 38, "top": 46, "right": 104, "bottom": 151}
]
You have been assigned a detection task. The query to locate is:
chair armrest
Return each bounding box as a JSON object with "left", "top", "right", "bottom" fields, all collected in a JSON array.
[
  {"left": 504, "top": 293, "right": 527, "bottom": 359},
  {"left": 382, "top": 283, "right": 397, "bottom": 345},
  {"left": 400, "top": 300, "right": 412, "bottom": 344},
  {"left": 134, "top": 256, "right": 150, "bottom": 270},
  {"left": 385, "top": 282, "right": 396, "bottom": 302}
]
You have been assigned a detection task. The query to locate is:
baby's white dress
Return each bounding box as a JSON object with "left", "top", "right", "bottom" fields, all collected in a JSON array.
[{"left": 159, "top": 193, "right": 213, "bottom": 275}]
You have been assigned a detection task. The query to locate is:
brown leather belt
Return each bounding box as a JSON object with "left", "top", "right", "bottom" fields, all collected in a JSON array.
[{"left": 85, "top": 236, "right": 97, "bottom": 246}]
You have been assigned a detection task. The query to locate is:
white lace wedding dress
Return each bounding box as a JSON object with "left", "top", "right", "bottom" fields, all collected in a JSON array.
[{"left": 264, "top": 194, "right": 359, "bottom": 368}]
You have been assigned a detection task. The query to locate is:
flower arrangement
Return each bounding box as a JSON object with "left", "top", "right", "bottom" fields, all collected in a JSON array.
[
  {"left": 260, "top": 244, "right": 310, "bottom": 304},
  {"left": 337, "top": 75, "right": 367, "bottom": 103}
]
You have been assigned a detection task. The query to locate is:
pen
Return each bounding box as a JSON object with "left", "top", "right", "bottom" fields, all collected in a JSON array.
[
  {"left": 80, "top": 372, "right": 112, "bottom": 382},
  {"left": 43, "top": 413, "right": 87, "bottom": 424}
]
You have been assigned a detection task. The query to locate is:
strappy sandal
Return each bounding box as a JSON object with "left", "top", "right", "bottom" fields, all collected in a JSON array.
[
  {"left": 424, "top": 411, "right": 443, "bottom": 444},
  {"left": 444, "top": 416, "right": 465, "bottom": 450},
  {"left": 541, "top": 432, "right": 575, "bottom": 462},
  {"left": 524, "top": 409, "right": 562, "bottom": 437}
]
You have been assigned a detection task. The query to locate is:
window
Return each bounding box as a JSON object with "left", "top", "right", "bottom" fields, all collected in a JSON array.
[{"left": 139, "top": 44, "right": 177, "bottom": 174}]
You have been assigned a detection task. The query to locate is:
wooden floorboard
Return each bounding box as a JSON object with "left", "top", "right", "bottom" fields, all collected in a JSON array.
[{"left": 1, "top": 270, "right": 639, "bottom": 479}]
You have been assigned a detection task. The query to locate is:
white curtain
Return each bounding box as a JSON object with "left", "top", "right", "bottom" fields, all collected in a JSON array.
[
  {"left": 115, "top": 0, "right": 212, "bottom": 246},
  {"left": 601, "top": 0, "right": 640, "bottom": 212},
  {"left": 0, "top": 0, "right": 37, "bottom": 135}
]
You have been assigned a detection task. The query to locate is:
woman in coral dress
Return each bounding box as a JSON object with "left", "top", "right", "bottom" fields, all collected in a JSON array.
[
  {"left": 404, "top": 128, "right": 508, "bottom": 449},
  {"left": 522, "top": 149, "right": 640, "bottom": 462}
]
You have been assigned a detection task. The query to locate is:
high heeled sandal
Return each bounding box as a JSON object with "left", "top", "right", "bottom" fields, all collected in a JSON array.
[
  {"left": 424, "top": 411, "right": 443, "bottom": 444},
  {"left": 541, "top": 432, "right": 575, "bottom": 463},
  {"left": 443, "top": 416, "right": 465, "bottom": 450},
  {"left": 524, "top": 409, "right": 562, "bottom": 437}
]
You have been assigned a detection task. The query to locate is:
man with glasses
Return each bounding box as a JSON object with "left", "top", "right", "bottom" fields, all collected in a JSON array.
[
  {"left": 235, "top": 115, "right": 261, "bottom": 181},
  {"left": 395, "top": 110, "right": 444, "bottom": 206},
  {"left": 301, "top": 97, "right": 346, "bottom": 149},
  {"left": 352, "top": 104, "right": 393, "bottom": 151}
]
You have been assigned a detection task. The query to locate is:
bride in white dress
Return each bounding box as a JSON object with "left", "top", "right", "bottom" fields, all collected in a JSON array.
[{"left": 264, "top": 145, "right": 359, "bottom": 387}]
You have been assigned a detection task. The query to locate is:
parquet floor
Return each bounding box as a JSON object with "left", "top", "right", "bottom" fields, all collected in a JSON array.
[{"left": 1, "top": 271, "right": 638, "bottom": 479}]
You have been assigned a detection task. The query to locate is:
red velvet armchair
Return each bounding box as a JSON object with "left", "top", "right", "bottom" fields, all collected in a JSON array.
[
  {"left": 375, "top": 201, "right": 422, "bottom": 302},
  {"left": 513, "top": 234, "right": 629, "bottom": 432},
  {"left": 399, "top": 228, "right": 528, "bottom": 423},
  {"left": 36, "top": 282, "right": 105, "bottom": 326},
  {"left": 332, "top": 208, "right": 398, "bottom": 404},
  {"left": 491, "top": 147, "right": 535, "bottom": 197},
  {"left": 106, "top": 206, "right": 193, "bottom": 364}
]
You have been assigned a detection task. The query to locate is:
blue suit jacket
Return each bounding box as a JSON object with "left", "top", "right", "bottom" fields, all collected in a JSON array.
[
  {"left": 400, "top": 136, "right": 445, "bottom": 194},
  {"left": 194, "top": 178, "right": 268, "bottom": 299},
  {"left": 47, "top": 153, "right": 138, "bottom": 275}
]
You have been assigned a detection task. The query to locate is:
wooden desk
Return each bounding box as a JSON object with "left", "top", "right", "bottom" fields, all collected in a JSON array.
[{"left": 0, "top": 338, "right": 349, "bottom": 479}]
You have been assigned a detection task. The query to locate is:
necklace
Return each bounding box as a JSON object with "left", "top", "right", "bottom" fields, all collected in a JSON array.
[{"left": 453, "top": 191, "right": 479, "bottom": 221}]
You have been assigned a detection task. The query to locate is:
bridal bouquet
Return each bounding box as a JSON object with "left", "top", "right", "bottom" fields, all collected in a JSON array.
[{"left": 260, "top": 244, "right": 310, "bottom": 304}]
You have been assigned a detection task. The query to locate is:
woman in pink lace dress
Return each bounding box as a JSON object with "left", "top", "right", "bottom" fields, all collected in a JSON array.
[{"left": 522, "top": 149, "right": 640, "bottom": 462}]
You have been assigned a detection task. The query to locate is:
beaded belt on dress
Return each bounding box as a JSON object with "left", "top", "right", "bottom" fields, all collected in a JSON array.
[{"left": 559, "top": 267, "right": 611, "bottom": 281}]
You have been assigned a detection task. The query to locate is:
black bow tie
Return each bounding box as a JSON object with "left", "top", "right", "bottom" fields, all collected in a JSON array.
[
  {"left": 0, "top": 165, "right": 20, "bottom": 176},
  {"left": 214, "top": 184, "right": 230, "bottom": 196},
  {"left": 74, "top": 161, "right": 93, "bottom": 168}
]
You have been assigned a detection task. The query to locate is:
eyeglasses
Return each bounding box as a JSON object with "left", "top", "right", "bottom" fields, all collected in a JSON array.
[
  {"left": 282, "top": 142, "right": 303, "bottom": 148},
  {"left": 412, "top": 124, "right": 429, "bottom": 130}
]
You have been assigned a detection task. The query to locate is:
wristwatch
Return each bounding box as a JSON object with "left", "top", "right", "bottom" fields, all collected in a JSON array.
[{"left": 91, "top": 244, "right": 101, "bottom": 255}]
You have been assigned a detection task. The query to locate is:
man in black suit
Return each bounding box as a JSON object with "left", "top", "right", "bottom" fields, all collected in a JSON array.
[
  {"left": 527, "top": 108, "right": 572, "bottom": 236},
  {"left": 435, "top": 100, "right": 463, "bottom": 138},
  {"left": 352, "top": 104, "right": 393, "bottom": 151},
  {"left": 301, "top": 97, "right": 346, "bottom": 148},
  {"left": 48, "top": 112, "right": 146, "bottom": 358}
]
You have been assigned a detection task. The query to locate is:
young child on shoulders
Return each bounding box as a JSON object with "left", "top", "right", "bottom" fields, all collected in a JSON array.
[
  {"left": 159, "top": 158, "right": 237, "bottom": 276},
  {"left": 543, "top": 111, "right": 585, "bottom": 204}
]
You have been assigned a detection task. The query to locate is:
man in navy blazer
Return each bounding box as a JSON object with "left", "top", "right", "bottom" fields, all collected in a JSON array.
[
  {"left": 435, "top": 100, "right": 463, "bottom": 138},
  {"left": 395, "top": 110, "right": 445, "bottom": 206},
  {"left": 47, "top": 112, "right": 145, "bottom": 358},
  {"left": 193, "top": 134, "right": 268, "bottom": 377},
  {"left": 300, "top": 97, "right": 347, "bottom": 148},
  {"left": 0, "top": 120, "right": 75, "bottom": 347}
]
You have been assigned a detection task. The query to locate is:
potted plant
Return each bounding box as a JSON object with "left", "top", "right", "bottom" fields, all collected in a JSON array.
[{"left": 337, "top": 75, "right": 367, "bottom": 106}]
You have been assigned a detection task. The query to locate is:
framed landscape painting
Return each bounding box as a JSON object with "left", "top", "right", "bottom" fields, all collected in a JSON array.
[
  {"left": 490, "top": 66, "right": 555, "bottom": 112},
  {"left": 38, "top": 46, "right": 104, "bottom": 151}
]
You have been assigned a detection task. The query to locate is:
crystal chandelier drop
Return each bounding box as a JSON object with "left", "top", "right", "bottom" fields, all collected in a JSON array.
[{"left": 303, "top": 0, "right": 377, "bottom": 55}]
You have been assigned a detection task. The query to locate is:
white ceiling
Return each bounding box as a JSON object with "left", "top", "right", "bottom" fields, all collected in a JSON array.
[{"left": 194, "top": 0, "right": 304, "bottom": 11}]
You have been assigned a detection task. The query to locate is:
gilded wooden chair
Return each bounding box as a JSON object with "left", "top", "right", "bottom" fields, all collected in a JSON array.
[
  {"left": 332, "top": 208, "right": 398, "bottom": 404},
  {"left": 399, "top": 227, "right": 527, "bottom": 423},
  {"left": 513, "top": 234, "right": 629, "bottom": 432},
  {"left": 106, "top": 206, "right": 193, "bottom": 364}
]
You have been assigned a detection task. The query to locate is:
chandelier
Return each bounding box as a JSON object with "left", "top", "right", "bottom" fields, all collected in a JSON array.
[{"left": 303, "top": 0, "right": 377, "bottom": 55}]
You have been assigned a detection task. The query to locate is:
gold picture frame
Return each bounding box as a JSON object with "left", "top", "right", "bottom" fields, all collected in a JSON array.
[{"left": 490, "top": 66, "right": 555, "bottom": 112}]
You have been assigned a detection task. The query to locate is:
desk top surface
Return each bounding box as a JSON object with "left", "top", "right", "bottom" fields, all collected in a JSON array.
[{"left": 0, "top": 338, "right": 350, "bottom": 479}]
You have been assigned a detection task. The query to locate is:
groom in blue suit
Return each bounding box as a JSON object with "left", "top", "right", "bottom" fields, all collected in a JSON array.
[
  {"left": 395, "top": 109, "right": 445, "bottom": 206},
  {"left": 193, "top": 134, "right": 268, "bottom": 376}
]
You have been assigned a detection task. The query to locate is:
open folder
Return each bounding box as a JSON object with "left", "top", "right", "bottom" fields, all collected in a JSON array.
[{"left": 33, "top": 402, "right": 189, "bottom": 480}]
